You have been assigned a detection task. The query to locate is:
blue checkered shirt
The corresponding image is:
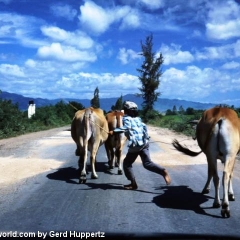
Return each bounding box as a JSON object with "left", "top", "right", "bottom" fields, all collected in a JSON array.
[{"left": 122, "top": 115, "right": 149, "bottom": 148}]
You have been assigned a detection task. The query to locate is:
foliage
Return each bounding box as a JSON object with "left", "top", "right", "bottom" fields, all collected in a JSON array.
[
  {"left": 150, "top": 114, "right": 198, "bottom": 136},
  {"left": 111, "top": 95, "right": 123, "bottom": 111},
  {"left": 91, "top": 87, "right": 100, "bottom": 108},
  {"left": 137, "top": 34, "right": 164, "bottom": 121},
  {"left": 1, "top": 89, "right": 240, "bottom": 140},
  {"left": 0, "top": 98, "right": 85, "bottom": 139}
]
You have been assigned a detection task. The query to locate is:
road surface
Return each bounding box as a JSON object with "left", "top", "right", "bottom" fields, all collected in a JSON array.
[{"left": 0, "top": 126, "right": 240, "bottom": 239}]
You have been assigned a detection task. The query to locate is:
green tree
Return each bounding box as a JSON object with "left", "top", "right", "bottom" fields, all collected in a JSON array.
[
  {"left": 68, "top": 101, "right": 85, "bottom": 118},
  {"left": 185, "top": 107, "right": 195, "bottom": 115},
  {"left": 179, "top": 105, "right": 185, "bottom": 114},
  {"left": 111, "top": 95, "right": 123, "bottom": 111},
  {"left": 91, "top": 87, "right": 100, "bottom": 108},
  {"left": 137, "top": 34, "right": 164, "bottom": 119},
  {"left": 172, "top": 105, "right": 177, "bottom": 115},
  {"left": 165, "top": 109, "right": 173, "bottom": 115}
]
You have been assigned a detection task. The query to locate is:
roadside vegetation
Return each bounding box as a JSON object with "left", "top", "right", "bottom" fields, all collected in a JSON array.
[
  {"left": 1, "top": 94, "right": 239, "bottom": 140},
  {"left": 0, "top": 98, "right": 84, "bottom": 140}
]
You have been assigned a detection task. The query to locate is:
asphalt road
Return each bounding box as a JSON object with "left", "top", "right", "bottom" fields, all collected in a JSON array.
[{"left": 0, "top": 128, "right": 240, "bottom": 239}]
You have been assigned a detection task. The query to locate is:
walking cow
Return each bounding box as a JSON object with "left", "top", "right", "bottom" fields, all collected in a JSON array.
[
  {"left": 172, "top": 107, "right": 240, "bottom": 218},
  {"left": 71, "top": 107, "right": 109, "bottom": 183},
  {"left": 105, "top": 110, "right": 127, "bottom": 175}
]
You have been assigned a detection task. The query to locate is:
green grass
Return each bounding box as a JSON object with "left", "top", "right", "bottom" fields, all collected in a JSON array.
[{"left": 148, "top": 114, "right": 198, "bottom": 136}]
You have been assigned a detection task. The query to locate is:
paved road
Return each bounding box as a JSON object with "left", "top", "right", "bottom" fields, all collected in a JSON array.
[{"left": 0, "top": 128, "right": 240, "bottom": 239}]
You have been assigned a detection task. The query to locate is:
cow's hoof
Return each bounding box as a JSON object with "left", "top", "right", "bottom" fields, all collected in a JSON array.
[
  {"left": 79, "top": 178, "right": 87, "bottom": 184},
  {"left": 229, "top": 194, "right": 235, "bottom": 201},
  {"left": 202, "top": 188, "right": 210, "bottom": 194},
  {"left": 118, "top": 169, "right": 123, "bottom": 175},
  {"left": 212, "top": 202, "right": 221, "bottom": 208},
  {"left": 91, "top": 175, "right": 98, "bottom": 179},
  {"left": 221, "top": 209, "right": 230, "bottom": 218}
]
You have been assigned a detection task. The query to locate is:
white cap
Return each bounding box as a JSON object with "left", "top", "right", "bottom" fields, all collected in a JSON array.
[{"left": 123, "top": 101, "right": 138, "bottom": 110}]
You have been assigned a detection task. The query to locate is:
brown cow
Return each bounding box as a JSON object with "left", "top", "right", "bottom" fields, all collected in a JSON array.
[
  {"left": 172, "top": 107, "right": 240, "bottom": 218},
  {"left": 105, "top": 110, "right": 127, "bottom": 175},
  {"left": 71, "top": 107, "right": 109, "bottom": 183}
]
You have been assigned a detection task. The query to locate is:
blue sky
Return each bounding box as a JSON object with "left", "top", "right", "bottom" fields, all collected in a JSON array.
[{"left": 1, "top": 0, "right": 240, "bottom": 106}]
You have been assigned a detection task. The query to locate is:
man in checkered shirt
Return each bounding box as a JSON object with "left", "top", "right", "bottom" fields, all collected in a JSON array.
[{"left": 121, "top": 101, "right": 171, "bottom": 190}]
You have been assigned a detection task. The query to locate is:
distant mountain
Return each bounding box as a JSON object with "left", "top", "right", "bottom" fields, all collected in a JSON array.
[{"left": 1, "top": 91, "right": 217, "bottom": 112}]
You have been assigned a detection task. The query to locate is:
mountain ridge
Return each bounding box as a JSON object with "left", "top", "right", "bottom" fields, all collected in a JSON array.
[{"left": 1, "top": 91, "right": 218, "bottom": 112}]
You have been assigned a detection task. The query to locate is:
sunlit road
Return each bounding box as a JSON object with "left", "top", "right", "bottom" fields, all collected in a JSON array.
[{"left": 0, "top": 128, "right": 240, "bottom": 239}]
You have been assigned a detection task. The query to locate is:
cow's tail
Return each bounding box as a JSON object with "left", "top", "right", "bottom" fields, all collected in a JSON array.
[
  {"left": 172, "top": 116, "right": 223, "bottom": 157},
  {"left": 83, "top": 108, "right": 93, "bottom": 143},
  {"left": 172, "top": 139, "right": 202, "bottom": 157}
]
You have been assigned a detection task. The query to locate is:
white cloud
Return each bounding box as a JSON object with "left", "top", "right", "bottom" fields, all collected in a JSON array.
[
  {"left": 41, "top": 26, "right": 94, "bottom": 49},
  {"left": 50, "top": 4, "right": 77, "bottom": 21},
  {"left": 195, "top": 40, "right": 239, "bottom": 60},
  {"left": 117, "top": 48, "right": 140, "bottom": 64},
  {"left": 56, "top": 72, "right": 139, "bottom": 98},
  {"left": 161, "top": 65, "right": 240, "bottom": 102},
  {"left": 0, "top": 13, "right": 46, "bottom": 48},
  {"left": 78, "top": 1, "right": 140, "bottom": 35},
  {"left": 222, "top": 61, "right": 240, "bottom": 69},
  {"left": 139, "top": 0, "right": 165, "bottom": 10},
  {"left": 234, "top": 39, "right": 240, "bottom": 57},
  {"left": 192, "top": 30, "right": 202, "bottom": 38},
  {"left": 37, "top": 43, "right": 97, "bottom": 62},
  {"left": 41, "top": 26, "right": 69, "bottom": 41},
  {"left": 206, "top": 0, "right": 240, "bottom": 40},
  {"left": 79, "top": 1, "right": 114, "bottom": 34},
  {"left": 0, "top": 64, "right": 25, "bottom": 77},
  {"left": 160, "top": 44, "right": 194, "bottom": 65},
  {"left": 120, "top": 9, "right": 140, "bottom": 29},
  {"left": 25, "top": 59, "right": 36, "bottom": 68}
]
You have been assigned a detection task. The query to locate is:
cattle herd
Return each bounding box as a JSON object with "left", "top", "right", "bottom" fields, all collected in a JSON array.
[{"left": 70, "top": 106, "right": 240, "bottom": 218}]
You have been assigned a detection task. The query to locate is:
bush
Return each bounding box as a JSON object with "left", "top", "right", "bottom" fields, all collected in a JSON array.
[{"left": 0, "top": 99, "right": 82, "bottom": 139}]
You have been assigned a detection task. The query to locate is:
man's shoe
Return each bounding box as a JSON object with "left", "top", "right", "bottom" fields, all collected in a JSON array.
[
  {"left": 163, "top": 170, "right": 171, "bottom": 185},
  {"left": 124, "top": 181, "right": 138, "bottom": 190}
]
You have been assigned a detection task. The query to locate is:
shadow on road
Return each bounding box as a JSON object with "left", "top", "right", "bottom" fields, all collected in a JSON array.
[
  {"left": 47, "top": 166, "right": 79, "bottom": 184},
  {"left": 152, "top": 185, "right": 222, "bottom": 218},
  {"left": 46, "top": 165, "right": 158, "bottom": 193},
  {"left": 46, "top": 162, "right": 121, "bottom": 184}
]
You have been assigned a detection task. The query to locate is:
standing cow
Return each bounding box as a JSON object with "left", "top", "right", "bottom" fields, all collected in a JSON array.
[
  {"left": 71, "top": 107, "right": 109, "bottom": 183},
  {"left": 105, "top": 110, "right": 127, "bottom": 175},
  {"left": 172, "top": 107, "right": 240, "bottom": 218}
]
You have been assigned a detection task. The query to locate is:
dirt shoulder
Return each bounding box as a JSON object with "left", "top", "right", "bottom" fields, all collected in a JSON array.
[
  {"left": 0, "top": 126, "right": 71, "bottom": 186},
  {"left": 147, "top": 125, "right": 207, "bottom": 166}
]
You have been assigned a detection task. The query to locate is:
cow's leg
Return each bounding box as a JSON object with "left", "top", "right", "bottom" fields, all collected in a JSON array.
[
  {"left": 228, "top": 173, "right": 235, "bottom": 201},
  {"left": 105, "top": 141, "right": 115, "bottom": 169},
  {"left": 115, "top": 148, "right": 123, "bottom": 175},
  {"left": 212, "top": 164, "right": 220, "bottom": 208},
  {"left": 109, "top": 148, "right": 115, "bottom": 170},
  {"left": 75, "top": 144, "right": 80, "bottom": 156},
  {"left": 90, "top": 152, "right": 98, "bottom": 179},
  {"left": 203, "top": 154, "right": 221, "bottom": 208},
  {"left": 210, "top": 157, "right": 220, "bottom": 208},
  {"left": 201, "top": 161, "right": 213, "bottom": 195},
  {"left": 90, "top": 141, "right": 100, "bottom": 179},
  {"left": 221, "top": 156, "right": 235, "bottom": 218},
  {"left": 79, "top": 145, "right": 88, "bottom": 184}
]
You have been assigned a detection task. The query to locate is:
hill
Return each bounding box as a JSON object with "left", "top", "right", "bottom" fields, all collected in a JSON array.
[{"left": 1, "top": 91, "right": 217, "bottom": 112}]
